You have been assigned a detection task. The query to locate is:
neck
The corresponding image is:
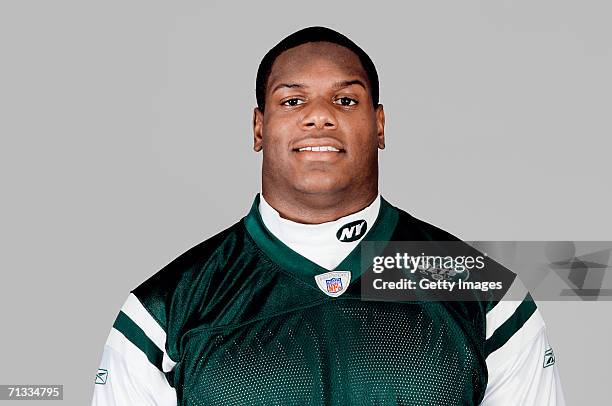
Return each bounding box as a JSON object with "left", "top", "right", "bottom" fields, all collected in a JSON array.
[{"left": 261, "top": 182, "right": 378, "bottom": 224}]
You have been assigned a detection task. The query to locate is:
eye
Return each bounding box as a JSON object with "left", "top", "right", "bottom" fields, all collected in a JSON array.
[
  {"left": 281, "top": 98, "right": 305, "bottom": 107},
  {"left": 334, "top": 97, "right": 358, "bottom": 106}
]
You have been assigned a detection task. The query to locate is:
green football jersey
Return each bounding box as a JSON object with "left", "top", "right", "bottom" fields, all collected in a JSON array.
[{"left": 92, "top": 195, "right": 558, "bottom": 406}]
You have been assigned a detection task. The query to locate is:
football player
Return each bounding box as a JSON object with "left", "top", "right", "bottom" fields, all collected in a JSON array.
[{"left": 91, "top": 26, "right": 565, "bottom": 405}]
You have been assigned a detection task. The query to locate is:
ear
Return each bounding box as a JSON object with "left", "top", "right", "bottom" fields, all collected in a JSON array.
[
  {"left": 253, "top": 107, "right": 264, "bottom": 152},
  {"left": 376, "top": 104, "right": 385, "bottom": 149}
]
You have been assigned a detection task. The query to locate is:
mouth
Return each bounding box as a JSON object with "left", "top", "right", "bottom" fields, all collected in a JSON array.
[
  {"left": 291, "top": 143, "right": 346, "bottom": 163},
  {"left": 294, "top": 146, "right": 344, "bottom": 153},
  {"left": 292, "top": 139, "right": 346, "bottom": 154}
]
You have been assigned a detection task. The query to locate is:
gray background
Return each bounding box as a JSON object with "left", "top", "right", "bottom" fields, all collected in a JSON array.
[{"left": 1, "top": 1, "right": 610, "bottom": 404}]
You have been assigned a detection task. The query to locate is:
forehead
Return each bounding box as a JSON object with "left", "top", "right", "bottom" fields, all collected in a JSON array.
[{"left": 267, "top": 42, "right": 370, "bottom": 91}]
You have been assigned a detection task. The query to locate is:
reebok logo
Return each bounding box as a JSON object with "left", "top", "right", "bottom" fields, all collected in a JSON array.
[
  {"left": 336, "top": 220, "right": 367, "bottom": 242},
  {"left": 543, "top": 348, "right": 556, "bottom": 368},
  {"left": 95, "top": 369, "right": 108, "bottom": 385}
]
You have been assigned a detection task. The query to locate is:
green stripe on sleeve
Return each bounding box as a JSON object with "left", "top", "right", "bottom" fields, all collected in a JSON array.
[
  {"left": 485, "top": 294, "right": 538, "bottom": 357},
  {"left": 113, "top": 311, "right": 164, "bottom": 372}
]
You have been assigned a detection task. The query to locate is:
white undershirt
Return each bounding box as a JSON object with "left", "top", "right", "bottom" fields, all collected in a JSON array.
[{"left": 258, "top": 194, "right": 381, "bottom": 270}]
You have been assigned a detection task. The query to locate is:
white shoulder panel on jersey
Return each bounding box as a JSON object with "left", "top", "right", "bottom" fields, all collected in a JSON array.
[
  {"left": 482, "top": 276, "right": 565, "bottom": 405},
  {"left": 481, "top": 327, "right": 565, "bottom": 405},
  {"left": 91, "top": 294, "right": 178, "bottom": 405},
  {"left": 92, "top": 332, "right": 177, "bottom": 405}
]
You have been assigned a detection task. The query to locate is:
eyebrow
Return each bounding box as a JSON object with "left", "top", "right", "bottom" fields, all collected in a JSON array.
[
  {"left": 333, "top": 79, "right": 367, "bottom": 90},
  {"left": 271, "top": 79, "right": 367, "bottom": 94}
]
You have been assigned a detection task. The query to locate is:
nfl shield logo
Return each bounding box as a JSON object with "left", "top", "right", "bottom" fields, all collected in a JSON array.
[
  {"left": 314, "top": 271, "right": 351, "bottom": 297},
  {"left": 326, "top": 277, "right": 343, "bottom": 294}
]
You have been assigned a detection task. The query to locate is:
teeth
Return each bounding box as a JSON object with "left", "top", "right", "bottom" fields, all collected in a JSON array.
[{"left": 298, "top": 146, "right": 340, "bottom": 152}]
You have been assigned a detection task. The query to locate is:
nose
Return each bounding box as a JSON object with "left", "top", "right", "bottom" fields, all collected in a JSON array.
[{"left": 300, "top": 99, "right": 337, "bottom": 130}]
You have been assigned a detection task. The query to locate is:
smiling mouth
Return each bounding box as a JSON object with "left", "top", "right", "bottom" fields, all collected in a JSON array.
[{"left": 293, "top": 146, "right": 344, "bottom": 152}]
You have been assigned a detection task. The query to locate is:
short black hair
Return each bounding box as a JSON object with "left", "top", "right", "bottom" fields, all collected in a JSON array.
[{"left": 255, "top": 26, "right": 379, "bottom": 113}]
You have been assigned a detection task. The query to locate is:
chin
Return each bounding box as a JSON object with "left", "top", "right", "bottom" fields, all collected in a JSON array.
[{"left": 292, "top": 173, "right": 347, "bottom": 196}]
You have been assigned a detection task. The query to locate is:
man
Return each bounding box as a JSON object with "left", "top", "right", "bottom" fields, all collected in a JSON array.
[{"left": 92, "top": 26, "right": 565, "bottom": 405}]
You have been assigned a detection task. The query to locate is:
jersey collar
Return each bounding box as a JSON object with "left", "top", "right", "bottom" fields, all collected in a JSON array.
[
  {"left": 258, "top": 193, "right": 381, "bottom": 270},
  {"left": 243, "top": 193, "right": 399, "bottom": 289}
]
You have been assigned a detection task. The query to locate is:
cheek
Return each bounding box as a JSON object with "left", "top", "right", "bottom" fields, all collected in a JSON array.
[
  {"left": 262, "top": 119, "right": 295, "bottom": 167},
  {"left": 263, "top": 114, "right": 294, "bottom": 146},
  {"left": 343, "top": 118, "right": 379, "bottom": 154}
]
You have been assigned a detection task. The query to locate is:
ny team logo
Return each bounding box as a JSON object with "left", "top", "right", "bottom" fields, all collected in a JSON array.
[
  {"left": 336, "top": 220, "right": 367, "bottom": 242},
  {"left": 326, "top": 277, "right": 343, "bottom": 294}
]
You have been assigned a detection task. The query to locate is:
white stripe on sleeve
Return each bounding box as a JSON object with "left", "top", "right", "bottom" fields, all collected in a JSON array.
[
  {"left": 486, "top": 276, "right": 528, "bottom": 339},
  {"left": 121, "top": 293, "right": 177, "bottom": 372}
]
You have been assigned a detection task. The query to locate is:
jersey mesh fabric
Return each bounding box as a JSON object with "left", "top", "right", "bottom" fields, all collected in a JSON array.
[
  {"left": 174, "top": 299, "right": 486, "bottom": 405},
  {"left": 130, "top": 196, "right": 512, "bottom": 406}
]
